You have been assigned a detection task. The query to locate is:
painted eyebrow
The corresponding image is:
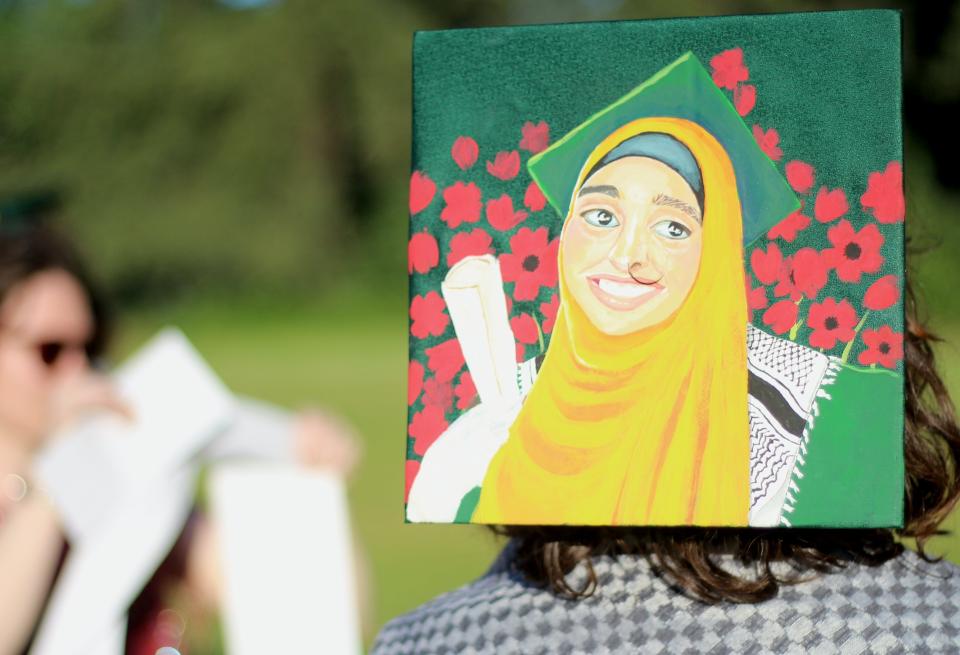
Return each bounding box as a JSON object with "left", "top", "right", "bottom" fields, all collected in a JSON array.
[
  {"left": 577, "top": 184, "right": 619, "bottom": 198},
  {"left": 652, "top": 193, "right": 702, "bottom": 223}
]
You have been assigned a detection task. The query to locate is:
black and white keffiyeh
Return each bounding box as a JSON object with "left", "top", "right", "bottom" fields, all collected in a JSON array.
[{"left": 746, "top": 324, "right": 841, "bottom": 526}]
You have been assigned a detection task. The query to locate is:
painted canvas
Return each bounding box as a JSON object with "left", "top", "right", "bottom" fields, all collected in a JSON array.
[{"left": 405, "top": 11, "right": 905, "bottom": 527}]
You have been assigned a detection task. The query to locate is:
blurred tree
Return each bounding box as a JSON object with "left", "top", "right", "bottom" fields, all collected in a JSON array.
[{"left": 0, "top": 0, "right": 425, "bottom": 305}]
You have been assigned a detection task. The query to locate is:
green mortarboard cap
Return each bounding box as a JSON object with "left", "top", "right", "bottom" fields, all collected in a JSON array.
[{"left": 528, "top": 52, "right": 799, "bottom": 246}]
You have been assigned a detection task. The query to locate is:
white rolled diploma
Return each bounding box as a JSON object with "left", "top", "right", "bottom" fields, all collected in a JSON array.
[{"left": 441, "top": 255, "right": 520, "bottom": 406}]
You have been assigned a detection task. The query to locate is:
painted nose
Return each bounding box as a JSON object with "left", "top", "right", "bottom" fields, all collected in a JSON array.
[
  {"left": 608, "top": 216, "right": 649, "bottom": 273},
  {"left": 608, "top": 214, "right": 662, "bottom": 284}
]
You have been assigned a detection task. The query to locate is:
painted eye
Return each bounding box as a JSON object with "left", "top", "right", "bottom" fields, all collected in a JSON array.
[
  {"left": 582, "top": 208, "right": 620, "bottom": 228},
  {"left": 653, "top": 220, "right": 691, "bottom": 240}
]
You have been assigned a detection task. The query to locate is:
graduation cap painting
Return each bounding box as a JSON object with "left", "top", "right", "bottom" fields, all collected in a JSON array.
[
  {"left": 528, "top": 52, "right": 798, "bottom": 246},
  {"left": 405, "top": 12, "right": 904, "bottom": 529}
]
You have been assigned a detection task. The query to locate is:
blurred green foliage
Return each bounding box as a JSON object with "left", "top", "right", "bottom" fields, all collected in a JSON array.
[{"left": 1, "top": 0, "right": 426, "bottom": 303}]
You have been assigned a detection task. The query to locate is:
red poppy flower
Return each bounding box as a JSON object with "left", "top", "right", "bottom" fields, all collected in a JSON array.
[
  {"left": 524, "top": 181, "right": 547, "bottom": 212},
  {"left": 519, "top": 121, "right": 550, "bottom": 154},
  {"left": 762, "top": 300, "right": 798, "bottom": 335},
  {"left": 510, "top": 313, "right": 539, "bottom": 345},
  {"left": 409, "top": 171, "right": 436, "bottom": 215},
  {"left": 408, "top": 360, "right": 424, "bottom": 406},
  {"left": 767, "top": 210, "right": 811, "bottom": 243},
  {"left": 486, "top": 150, "right": 521, "bottom": 181},
  {"left": 447, "top": 228, "right": 493, "bottom": 267},
  {"left": 409, "top": 405, "right": 448, "bottom": 456},
  {"left": 454, "top": 371, "right": 478, "bottom": 411},
  {"left": 858, "top": 326, "right": 904, "bottom": 368},
  {"left": 785, "top": 161, "right": 815, "bottom": 194},
  {"left": 540, "top": 293, "right": 559, "bottom": 334},
  {"left": 486, "top": 194, "right": 528, "bottom": 231},
  {"left": 424, "top": 338, "right": 465, "bottom": 383},
  {"left": 499, "top": 227, "right": 559, "bottom": 301},
  {"left": 515, "top": 342, "right": 526, "bottom": 363},
  {"left": 408, "top": 231, "right": 439, "bottom": 274},
  {"left": 774, "top": 248, "right": 828, "bottom": 301},
  {"left": 710, "top": 47, "right": 749, "bottom": 90},
  {"left": 440, "top": 182, "right": 482, "bottom": 229},
  {"left": 814, "top": 186, "right": 848, "bottom": 223},
  {"left": 750, "top": 242, "right": 783, "bottom": 285},
  {"left": 422, "top": 376, "right": 454, "bottom": 414},
  {"left": 451, "top": 136, "right": 479, "bottom": 170},
  {"left": 824, "top": 219, "right": 884, "bottom": 283},
  {"left": 752, "top": 125, "right": 782, "bottom": 161},
  {"left": 734, "top": 83, "right": 756, "bottom": 116},
  {"left": 807, "top": 298, "right": 857, "bottom": 349},
  {"left": 410, "top": 291, "right": 449, "bottom": 339},
  {"left": 863, "top": 275, "right": 900, "bottom": 311},
  {"left": 745, "top": 275, "right": 768, "bottom": 311},
  {"left": 404, "top": 459, "right": 420, "bottom": 503},
  {"left": 860, "top": 161, "right": 904, "bottom": 224}
]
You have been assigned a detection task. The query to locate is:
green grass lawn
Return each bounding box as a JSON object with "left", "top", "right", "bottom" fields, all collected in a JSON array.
[{"left": 115, "top": 294, "right": 960, "bottom": 652}]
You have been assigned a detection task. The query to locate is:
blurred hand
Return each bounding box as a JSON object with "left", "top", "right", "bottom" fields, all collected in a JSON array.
[
  {"left": 46, "top": 371, "right": 133, "bottom": 434},
  {"left": 292, "top": 409, "right": 361, "bottom": 479}
]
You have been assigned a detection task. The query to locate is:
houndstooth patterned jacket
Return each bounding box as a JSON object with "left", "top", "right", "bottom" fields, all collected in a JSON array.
[{"left": 372, "top": 547, "right": 960, "bottom": 654}]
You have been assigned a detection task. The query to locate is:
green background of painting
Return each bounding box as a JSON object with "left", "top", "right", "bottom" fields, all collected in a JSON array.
[
  {"left": 409, "top": 10, "right": 905, "bottom": 525},
  {"left": 789, "top": 364, "right": 904, "bottom": 526}
]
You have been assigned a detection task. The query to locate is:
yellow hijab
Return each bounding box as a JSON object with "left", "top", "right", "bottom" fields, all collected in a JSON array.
[{"left": 474, "top": 117, "right": 749, "bottom": 526}]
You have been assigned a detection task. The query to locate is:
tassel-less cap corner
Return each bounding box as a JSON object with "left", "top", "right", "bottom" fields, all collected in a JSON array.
[{"left": 527, "top": 52, "right": 799, "bottom": 246}]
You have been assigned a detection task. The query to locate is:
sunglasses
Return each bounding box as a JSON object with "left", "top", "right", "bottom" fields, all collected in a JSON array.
[
  {"left": 34, "top": 339, "right": 98, "bottom": 367},
  {"left": 0, "top": 324, "right": 100, "bottom": 368}
]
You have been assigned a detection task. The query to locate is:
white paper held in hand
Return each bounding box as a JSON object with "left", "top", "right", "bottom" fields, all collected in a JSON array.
[
  {"left": 107, "top": 327, "right": 236, "bottom": 477},
  {"left": 210, "top": 464, "right": 362, "bottom": 655},
  {"left": 33, "top": 327, "right": 235, "bottom": 542},
  {"left": 29, "top": 464, "right": 197, "bottom": 655}
]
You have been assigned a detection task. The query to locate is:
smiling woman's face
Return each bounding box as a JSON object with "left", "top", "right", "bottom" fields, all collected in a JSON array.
[{"left": 560, "top": 156, "right": 704, "bottom": 336}]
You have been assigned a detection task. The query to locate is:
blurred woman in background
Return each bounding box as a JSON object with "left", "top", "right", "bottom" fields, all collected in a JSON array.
[{"left": 0, "top": 197, "right": 362, "bottom": 655}]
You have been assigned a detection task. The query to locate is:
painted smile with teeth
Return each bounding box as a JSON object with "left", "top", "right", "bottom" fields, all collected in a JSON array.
[{"left": 588, "top": 274, "right": 665, "bottom": 310}]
